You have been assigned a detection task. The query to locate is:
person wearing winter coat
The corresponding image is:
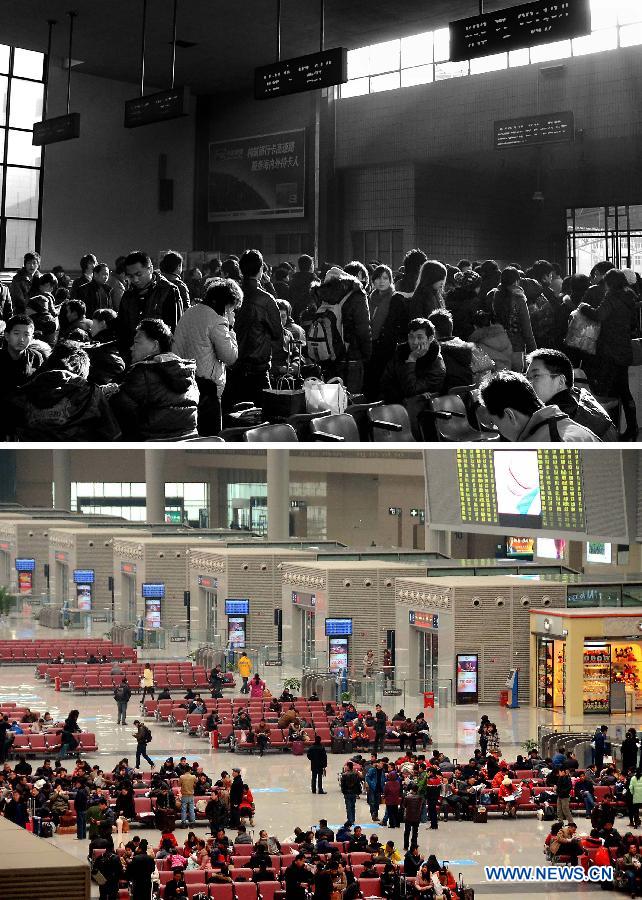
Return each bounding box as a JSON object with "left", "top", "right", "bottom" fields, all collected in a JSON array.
[
  {"left": 383, "top": 770, "right": 402, "bottom": 828},
  {"left": 25, "top": 271, "right": 59, "bottom": 335},
  {"left": 380, "top": 317, "right": 446, "bottom": 403},
  {"left": 304, "top": 266, "right": 372, "bottom": 393},
  {"left": 429, "top": 309, "right": 474, "bottom": 390},
  {"left": 364, "top": 265, "right": 408, "bottom": 400},
  {"left": 12, "top": 340, "right": 121, "bottom": 441},
  {"left": 173, "top": 277, "right": 241, "bottom": 435},
  {"left": 578, "top": 268, "right": 639, "bottom": 440},
  {"left": 480, "top": 370, "right": 600, "bottom": 442},
  {"left": 117, "top": 251, "right": 184, "bottom": 357},
  {"left": 408, "top": 260, "right": 447, "bottom": 320},
  {"left": 486, "top": 267, "right": 536, "bottom": 371},
  {"left": 87, "top": 309, "right": 126, "bottom": 385},
  {"left": 78, "top": 263, "right": 114, "bottom": 317},
  {"left": 469, "top": 310, "right": 513, "bottom": 373},
  {"left": 621, "top": 729, "right": 639, "bottom": 776},
  {"left": 525, "top": 349, "right": 617, "bottom": 441},
  {"left": 289, "top": 255, "right": 320, "bottom": 323},
  {"left": 446, "top": 269, "right": 483, "bottom": 339},
  {"left": 395, "top": 248, "right": 427, "bottom": 298},
  {"left": 110, "top": 317, "right": 199, "bottom": 440},
  {"left": 9, "top": 251, "right": 41, "bottom": 312}
]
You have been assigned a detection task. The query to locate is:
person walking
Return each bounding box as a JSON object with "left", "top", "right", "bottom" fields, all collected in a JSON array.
[
  {"left": 556, "top": 766, "right": 575, "bottom": 825},
  {"left": 73, "top": 778, "right": 89, "bottom": 840},
  {"left": 340, "top": 761, "right": 362, "bottom": 826},
  {"left": 140, "top": 663, "right": 155, "bottom": 705},
  {"left": 132, "top": 720, "right": 155, "bottom": 770},
  {"left": 593, "top": 725, "right": 610, "bottom": 772},
  {"left": 179, "top": 768, "right": 197, "bottom": 828},
  {"left": 238, "top": 653, "right": 252, "bottom": 694},
  {"left": 402, "top": 783, "right": 423, "bottom": 850},
  {"left": 114, "top": 677, "right": 132, "bottom": 725},
  {"left": 306, "top": 735, "right": 328, "bottom": 794}
]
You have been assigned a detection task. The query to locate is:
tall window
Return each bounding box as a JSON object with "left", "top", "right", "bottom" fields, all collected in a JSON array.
[{"left": 0, "top": 45, "right": 45, "bottom": 268}]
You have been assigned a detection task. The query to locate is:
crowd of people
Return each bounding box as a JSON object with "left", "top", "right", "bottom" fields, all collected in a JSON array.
[{"left": 1, "top": 246, "right": 638, "bottom": 441}]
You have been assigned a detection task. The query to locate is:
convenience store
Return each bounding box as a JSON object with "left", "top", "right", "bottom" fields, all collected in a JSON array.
[{"left": 530, "top": 608, "right": 642, "bottom": 718}]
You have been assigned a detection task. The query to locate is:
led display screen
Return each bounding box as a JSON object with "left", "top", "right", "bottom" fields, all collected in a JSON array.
[
  {"left": 325, "top": 618, "right": 353, "bottom": 636},
  {"left": 225, "top": 599, "right": 250, "bottom": 616},
  {"left": 142, "top": 583, "right": 165, "bottom": 599}
]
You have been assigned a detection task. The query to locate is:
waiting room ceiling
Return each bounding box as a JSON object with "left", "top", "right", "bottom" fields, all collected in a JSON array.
[{"left": 0, "top": 0, "right": 525, "bottom": 94}]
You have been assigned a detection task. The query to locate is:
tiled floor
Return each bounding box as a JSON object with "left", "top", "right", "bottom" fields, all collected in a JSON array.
[{"left": 0, "top": 619, "right": 618, "bottom": 897}]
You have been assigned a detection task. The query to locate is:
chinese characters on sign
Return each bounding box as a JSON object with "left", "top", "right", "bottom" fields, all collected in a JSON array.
[
  {"left": 538, "top": 449, "right": 585, "bottom": 531},
  {"left": 495, "top": 112, "right": 575, "bottom": 149},
  {"left": 456, "top": 449, "right": 499, "bottom": 525}
]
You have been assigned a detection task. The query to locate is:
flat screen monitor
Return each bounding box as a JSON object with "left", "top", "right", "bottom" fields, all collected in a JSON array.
[
  {"left": 76, "top": 584, "right": 92, "bottom": 612},
  {"left": 144, "top": 597, "right": 161, "bottom": 629},
  {"left": 225, "top": 599, "right": 249, "bottom": 616},
  {"left": 73, "top": 569, "right": 95, "bottom": 584},
  {"left": 142, "top": 583, "right": 165, "bottom": 599},
  {"left": 325, "top": 618, "right": 352, "bottom": 636},
  {"left": 228, "top": 616, "right": 246, "bottom": 649},
  {"left": 328, "top": 637, "right": 349, "bottom": 673},
  {"left": 505, "top": 537, "right": 535, "bottom": 559},
  {"left": 456, "top": 654, "right": 479, "bottom": 704},
  {"left": 586, "top": 542, "right": 612, "bottom": 564},
  {"left": 15, "top": 558, "right": 35, "bottom": 572},
  {"left": 536, "top": 538, "right": 566, "bottom": 560}
]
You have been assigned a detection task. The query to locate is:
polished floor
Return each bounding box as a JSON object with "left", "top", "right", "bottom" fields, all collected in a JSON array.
[{"left": 0, "top": 619, "right": 624, "bottom": 897}]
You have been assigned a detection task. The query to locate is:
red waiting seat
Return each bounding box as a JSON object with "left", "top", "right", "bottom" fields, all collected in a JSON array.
[
  {"left": 231, "top": 869, "right": 253, "bottom": 881},
  {"left": 234, "top": 883, "right": 259, "bottom": 900},
  {"left": 358, "top": 878, "right": 384, "bottom": 897},
  {"left": 79, "top": 733, "right": 98, "bottom": 752}
]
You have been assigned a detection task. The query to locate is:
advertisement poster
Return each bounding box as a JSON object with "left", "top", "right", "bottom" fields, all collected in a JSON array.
[
  {"left": 228, "top": 616, "right": 246, "bottom": 649},
  {"left": 145, "top": 598, "right": 161, "bottom": 629},
  {"left": 328, "top": 637, "right": 348, "bottom": 673},
  {"left": 536, "top": 538, "right": 566, "bottom": 560},
  {"left": 208, "top": 129, "right": 305, "bottom": 221},
  {"left": 506, "top": 537, "right": 535, "bottom": 558},
  {"left": 17, "top": 571, "right": 32, "bottom": 594},
  {"left": 494, "top": 451, "right": 541, "bottom": 516},
  {"left": 76, "top": 584, "right": 92, "bottom": 612},
  {"left": 586, "top": 542, "right": 612, "bottom": 564},
  {"left": 456, "top": 654, "right": 478, "bottom": 704}
]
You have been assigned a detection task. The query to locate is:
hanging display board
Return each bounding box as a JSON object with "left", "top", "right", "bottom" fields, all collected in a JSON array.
[{"left": 255, "top": 47, "right": 348, "bottom": 100}]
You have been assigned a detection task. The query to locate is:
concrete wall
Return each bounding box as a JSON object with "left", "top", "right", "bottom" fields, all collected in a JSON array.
[{"left": 40, "top": 62, "right": 196, "bottom": 270}]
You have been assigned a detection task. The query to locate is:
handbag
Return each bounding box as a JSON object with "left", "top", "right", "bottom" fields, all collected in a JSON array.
[
  {"left": 470, "top": 344, "right": 495, "bottom": 375},
  {"left": 564, "top": 309, "right": 601, "bottom": 356},
  {"left": 304, "top": 377, "right": 348, "bottom": 415},
  {"left": 262, "top": 374, "right": 306, "bottom": 419}
]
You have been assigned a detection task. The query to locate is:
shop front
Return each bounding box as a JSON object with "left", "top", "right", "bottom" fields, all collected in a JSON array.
[{"left": 530, "top": 608, "right": 642, "bottom": 717}]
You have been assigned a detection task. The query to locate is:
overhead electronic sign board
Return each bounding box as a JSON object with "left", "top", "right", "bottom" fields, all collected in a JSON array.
[{"left": 255, "top": 47, "right": 348, "bottom": 100}]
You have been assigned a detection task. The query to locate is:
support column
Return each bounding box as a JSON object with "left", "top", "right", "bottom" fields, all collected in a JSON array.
[
  {"left": 425, "top": 527, "right": 451, "bottom": 556},
  {"left": 267, "top": 450, "right": 289, "bottom": 540},
  {"left": 145, "top": 449, "right": 166, "bottom": 524},
  {"left": 564, "top": 617, "right": 591, "bottom": 721},
  {"left": 52, "top": 449, "right": 71, "bottom": 510}
]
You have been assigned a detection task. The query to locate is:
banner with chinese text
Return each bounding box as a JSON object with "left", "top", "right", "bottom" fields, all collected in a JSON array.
[{"left": 208, "top": 129, "right": 305, "bottom": 221}]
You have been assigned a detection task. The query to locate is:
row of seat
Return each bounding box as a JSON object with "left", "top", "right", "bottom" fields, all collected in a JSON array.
[
  {"left": 10, "top": 731, "right": 98, "bottom": 754},
  {"left": 1, "top": 641, "right": 134, "bottom": 662}
]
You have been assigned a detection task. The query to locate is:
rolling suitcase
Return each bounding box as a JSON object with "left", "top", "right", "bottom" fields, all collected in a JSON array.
[
  {"left": 473, "top": 806, "right": 487, "bottom": 823},
  {"left": 291, "top": 740, "right": 304, "bottom": 756},
  {"left": 458, "top": 873, "right": 475, "bottom": 900}
]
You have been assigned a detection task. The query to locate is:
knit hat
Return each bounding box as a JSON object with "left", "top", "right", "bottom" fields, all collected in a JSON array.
[
  {"left": 420, "top": 260, "right": 447, "bottom": 285},
  {"left": 454, "top": 269, "right": 481, "bottom": 291},
  {"left": 502, "top": 776, "right": 512, "bottom": 786},
  {"left": 324, "top": 266, "right": 347, "bottom": 283}
]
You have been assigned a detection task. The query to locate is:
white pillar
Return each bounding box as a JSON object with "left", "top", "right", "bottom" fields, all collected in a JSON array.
[
  {"left": 145, "top": 450, "right": 166, "bottom": 524},
  {"left": 267, "top": 450, "right": 289, "bottom": 540},
  {"left": 52, "top": 449, "right": 71, "bottom": 510},
  {"left": 425, "top": 527, "right": 452, "bottom": 557}
]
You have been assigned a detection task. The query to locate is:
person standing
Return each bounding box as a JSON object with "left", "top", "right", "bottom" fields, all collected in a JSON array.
[
  {"left": 402, "top": 783, "right": 423, "bottom": 850},
  {"left": 383, "top": 769, "right": 402, "bottom": 829},
  {"left": 114, "top": 677, "right": 132, "bottom": 725},
  {"left": 73, "top": 778, "right": 89, "bottom": 840},
  {"left": 125, "top": 840, "right": 156, "bottom": 900},
  {"left": 365, "top": 760, "right": 385, "bottom": 823},
  {"left": 229, "top": 767, "right": 244, "bottom": 828},
  {"left": 373, "top": 704, "right": 387, "bottom": 752},
  {"left": 629, "top": 769, "right": 642, "bottom": 829},
  {"left": 556, "top": 766, "right": 574, "bottom": 825},
  {"left": 382, "top": 649, "right": 394, "bottom": 686},
  {"left": 363, "top": 650, "right": 375, "bottom": 678},
  {"left": 179, "top": 768, "right": 198, "bottom": 828},
  {"left": 593, "top": 725, "right": 610, "bottom": 773},
  {"left": 238, "top": 653, "right": 252, "bottom": 694},
  {"left": 306, "top": 735, "right": 327, "bottom": 795},
  {"left": 340, "top": 761, "right": 362, "bottom": 826},
  {"left": 93, "top": 846, "right": 123, "bottom": 900},
  {"left": 132, "top": 720, "right": 155, "bottom": 770}
]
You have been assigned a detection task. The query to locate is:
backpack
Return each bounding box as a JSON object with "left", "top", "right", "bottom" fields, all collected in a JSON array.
[
  {"left": 143, "top": 726, "right": 152, "bottom": 744},
  {"left": 569, "top": 387, "right": 615, "bottom": 440},
  {"left": 306, "top": 295, "right": 349, "bottom": 363}
]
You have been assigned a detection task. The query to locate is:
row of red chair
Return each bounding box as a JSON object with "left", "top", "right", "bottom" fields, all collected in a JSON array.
[
  {"left": 10, "top": 731, "right": 98, "bottom": 755},
  {"left": 1, "top": 641, "right": 134, "bottom": 662}
]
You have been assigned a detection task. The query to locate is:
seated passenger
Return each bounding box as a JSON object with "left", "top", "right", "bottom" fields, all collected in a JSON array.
[
  {"left": 110, "top": 317, "right": 199, "bottom": 440},
  {"left": 429, "top": 308, "right": 476, "bottom": 390},
  {"left": 380, "top": 317, "right": 446, "bottom": 404}
]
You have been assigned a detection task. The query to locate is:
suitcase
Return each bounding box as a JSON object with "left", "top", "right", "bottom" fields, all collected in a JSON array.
[
  {"left": 458, "top": 874, "right": 475, "bottom": 900},
  {"left": 332, "top": 737, "right": 346, "bottom": 754},
  {"left": 291, "top": 740, "right": 304, "bottom": 756},
  {"left": 473, "top": 806, "right": 487, "bottom": 823},
  {"left": 40, "top": 819, "right": 56, "bottom": 838}
]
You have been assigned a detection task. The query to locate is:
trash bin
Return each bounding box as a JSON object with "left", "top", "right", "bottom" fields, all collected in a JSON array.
[
  {"left": 499, "top": 690, "right": 509, "bottom": 707},
  {"left": 438, "top": 686, "right": 449, "bottom": 708},
  {"left": 54, "top": 676, "right": 61, "bottom": 692},
  {"left": 423, "top": 691, "right": 435, "bottom": 708}
]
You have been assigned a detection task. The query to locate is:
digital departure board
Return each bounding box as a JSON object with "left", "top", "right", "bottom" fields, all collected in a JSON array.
[
  {"left": 73, "top": 569, "right": 95, "bottom": 584},
  {"left": 325, "top": 618, "right": 352, "bottom": 636},
  {"left": 32, "top": 113, "right": 80, "bottom": 146},
  {"left": 449, "top": 0, "right": 591, "bottom": 62},
  {"left": 124, "top": 87, "right": 189, "bottom": 128},
  {"left": 456, "top": 449, "right": 585, "bottom": 531},
  {"left": 495, "top": 111, "right": 575, "bottom": 149},
  {"left": 15, "top": 558, "right": 35, "bottom": 572},
  {"left": 141, "top": 583, "right": 165, "bottom": 599},
  {"left": 255, "top": 47, "right": 348, "bottom": 100},
  {"left": 225, "top": 599, "right": 249, "bottom": 616}
]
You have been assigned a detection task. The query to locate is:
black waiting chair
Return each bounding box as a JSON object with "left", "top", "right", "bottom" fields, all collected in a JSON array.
[
  {"left": 309, "top": 413, "right": 360, "bottom": 442},
  {"left": 367, "top": 404, "right": 415, "bottom": 442},
  {"left": 244, "top": 423, "right": 298, "bottom": 442}
]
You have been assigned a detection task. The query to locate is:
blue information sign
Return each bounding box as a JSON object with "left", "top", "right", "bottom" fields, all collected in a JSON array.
[
  {"left": 142, "top": 583, "right": 165, "bottom": 599},
  {"left": 225, "top": 599, "right": 250, "bottom": 616},
  {"left": 325, "top": 618, "right": 353, "bottom": 636}
]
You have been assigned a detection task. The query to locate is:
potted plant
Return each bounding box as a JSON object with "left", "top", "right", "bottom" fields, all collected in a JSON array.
[
  {"left": 0, "top": 585, "right": 17, "bottom": 616},
  {"left": 340, "top": 691, "right": 352, "bottom": 703},
  {"left": 522, "top": 738, "right": 539, "bottom": 754},
  {"left": 282, "top": 676, "right": 301, "bottom": 694}
]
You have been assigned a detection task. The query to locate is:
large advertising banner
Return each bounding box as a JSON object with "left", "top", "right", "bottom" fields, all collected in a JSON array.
[
  {"left": 328, "top": 637, "right": 349, "bottom": 673},
  {"left": 76, "top": 584, "right": 92, "bottom": 612},
  {"left": 17, "top": 571, "right": 32, "bottom": 594},
  {"left": 228, "top": 616, "right": 246, "bottom": 649},
  {"left": 456, "top": 654, "right": 479, "bottom": 704},
  {"left": 208, "top": 129, "right": 305, "bottom": 221}
]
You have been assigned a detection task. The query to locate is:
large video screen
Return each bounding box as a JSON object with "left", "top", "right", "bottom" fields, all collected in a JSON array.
[{"left": 455, "top": 449, "right": 585, "bottom": 532}]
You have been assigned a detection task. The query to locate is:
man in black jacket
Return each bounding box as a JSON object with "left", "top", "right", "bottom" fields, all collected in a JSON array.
[
  {"left": 87, "top": 309, "right": 125, "bottom": 386},
  {"left": 224, "top": 248, "right": 283, "bottom": 410},
  {"left": 556, "top": 766, "right": 574, "bottom": 825},
  {"left": 340, "top": 761, "right": 362, "bottom": 826},
  {"left": 114, "top": 677, "right": 132, "bottom": 725},
  {"left": 306, "top": 735, "right": 327, "bottom": 794},
  {"left": 73, "top": 778, "right": 89, "bottom": 840},
  {"left": 284, "top": 855, "right": 313, "bottom": 900},
  {"left": 229, "top": 767, "right": 244, "bottom": 827},
  {"left": 117, "top": 250, "right": 184, "bottom": 358}
]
